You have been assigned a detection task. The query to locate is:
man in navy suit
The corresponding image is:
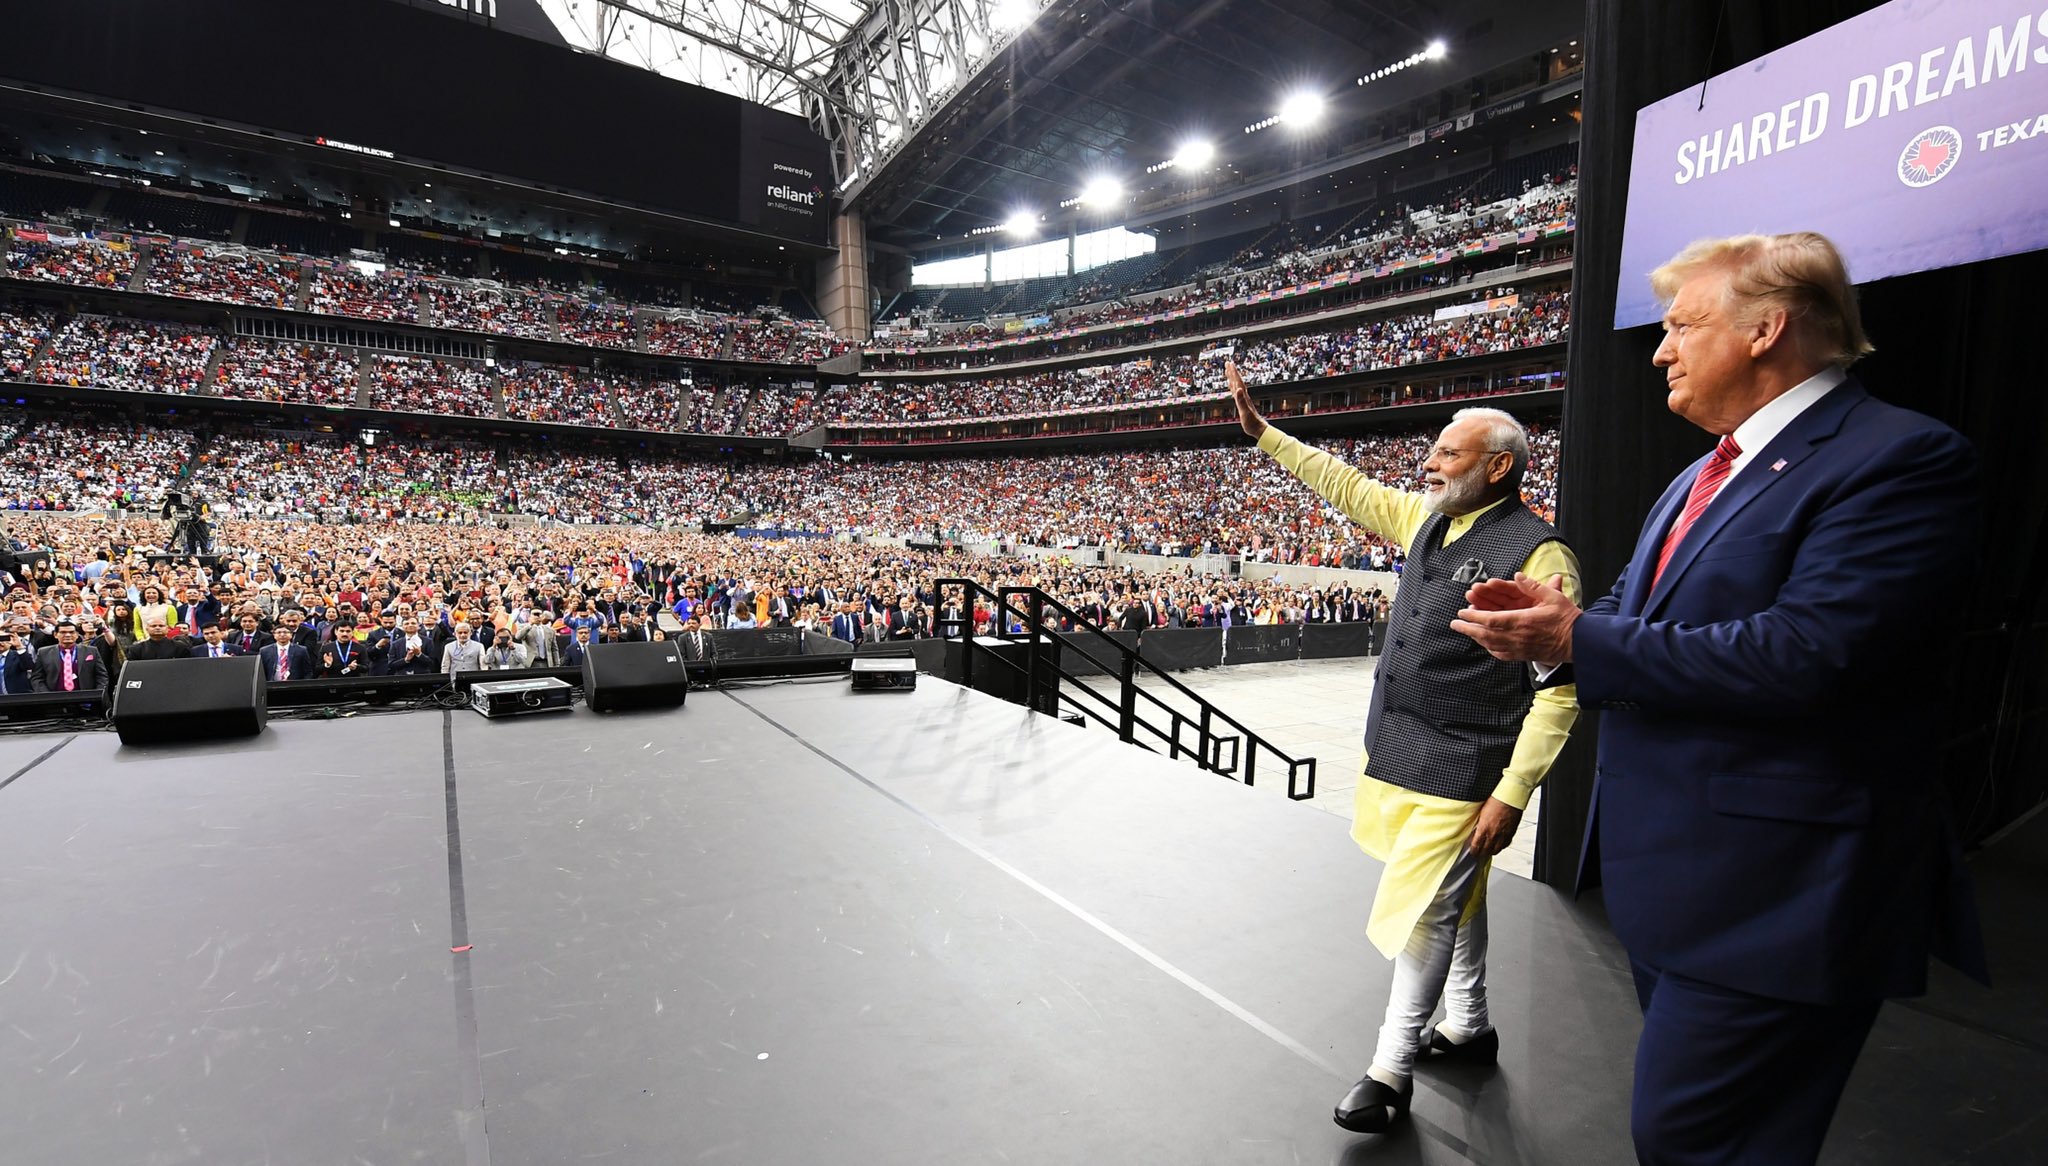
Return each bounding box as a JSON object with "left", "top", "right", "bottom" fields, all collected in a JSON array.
[
  {"left": 190, "top": 624, "right": 244, "bottom": 659},
  {"left": 1453, "top": 232, "right": 1985, "bottom": 1165},
  {"left": 560, "top": 625, "right": 594, "bottom": 669},
  {"left": 258, "top": 623, "right": 312, "bottom": 683},
  {"left": 0, "top": 625, "right": 37, "bottom": 694}
]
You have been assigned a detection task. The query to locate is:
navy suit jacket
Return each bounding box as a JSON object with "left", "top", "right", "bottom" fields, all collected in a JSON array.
[
  {"left": 258, "top": 642, "right": 313, "bottom": 682},
  {"left": 1574, "top": 379, "right": 1986, "bottom": 1004},
  {"left": 190, "top": 643, "right": 247, "bottom": 658},
  {"left": 0, "top": 649, "right": 37, "bottom": 694}
]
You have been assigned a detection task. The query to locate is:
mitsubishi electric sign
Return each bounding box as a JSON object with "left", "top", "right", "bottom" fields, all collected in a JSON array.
[{"left": 1614, "top": 0, "right": 2048, "bottom": 327}]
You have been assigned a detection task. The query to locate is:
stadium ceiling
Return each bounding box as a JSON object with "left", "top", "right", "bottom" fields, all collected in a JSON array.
[
  {"left": 534, "top": 0, "right": 1037, "bottom": 176},
  {"left": 539, "top": 0, "right": 1579, "bottom": 246}
]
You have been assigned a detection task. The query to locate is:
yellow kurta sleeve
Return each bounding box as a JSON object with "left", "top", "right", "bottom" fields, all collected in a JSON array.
[
  {"left": 1257, "top": 424, "right": 1430, "bottom": 548},
  {"left": 1487, "top": 538, "right": 1582, "bottom": 809}
]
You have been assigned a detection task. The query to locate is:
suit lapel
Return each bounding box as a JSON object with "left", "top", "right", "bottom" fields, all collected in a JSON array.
[{"left": 1642, "top": 382, "right": 1865, "bottom": 618}]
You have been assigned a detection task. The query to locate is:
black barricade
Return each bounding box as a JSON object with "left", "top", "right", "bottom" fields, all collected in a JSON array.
[
  {"left": 1301, "top": 621, "right": 1373, "bottom": 660},
  {"left": 803, "top": 633, "right": 855, "bottom": 657},
  {"left": 1137, "top": 626, "right": 1224, "bottom": 672},
  {"left": 1056, "top": 630, "right": 1138, "bottom": 677},
  {"left": 1222, "top": 624, "right": 1298, "bottom": 665},
  {"left": 860, "top": 638, "right": 950, "bottom": 675},
  {"left": 707, "top": 627, "right": 804, "bottom": 659}
]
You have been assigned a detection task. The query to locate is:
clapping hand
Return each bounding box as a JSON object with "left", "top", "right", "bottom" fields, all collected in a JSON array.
[{"left": 1449, "top": 572, "right": 1578, "bottom": 664}]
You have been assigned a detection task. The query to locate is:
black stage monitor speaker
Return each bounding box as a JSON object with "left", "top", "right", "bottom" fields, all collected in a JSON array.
[
  {"left": 112, "top": 656, "right": 267, "bottom": 745},
  {"left": 583, "top": 641, "right": 689, "bottom": 713}
]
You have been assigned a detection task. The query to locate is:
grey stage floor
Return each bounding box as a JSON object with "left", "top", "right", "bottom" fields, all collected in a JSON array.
[{"left": 0, "top": 678, "right": 2040, "bottom": 1165}]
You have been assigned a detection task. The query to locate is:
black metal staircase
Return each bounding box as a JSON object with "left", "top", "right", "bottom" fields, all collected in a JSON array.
[{"left": 935, "top": 579, "right": 1318, "bottom": 800}]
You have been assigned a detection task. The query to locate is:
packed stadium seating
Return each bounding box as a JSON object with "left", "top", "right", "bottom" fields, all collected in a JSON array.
[
  {"left": 842, "top": 289, "right": 1570, "bottom": 426},
  {"left": 365, "top": 353, "right": 497, "bottom": 417},
  {"left": 211, "top": 338, "right": 362, "bottom": 406},
  {"left": 645, "top": 312, "right": 725, "bottom": 358},
  {"left": 303, "top": 263, "right": 421, "bottom": 322},
  {"left": 142, "top": 246, "right": 302, "bottom": 308},
  {"left": 498, "top": 361, "right": 614, "bottom": 427},
  {"left": 1, "top": 305, "right": 52, "bottom": 378},
  {"left": 5, "top": 234, "right": 137, "bottom": 289},
  {"left": 873, "top": 180, "right": 1576, "bottom": 363},
  {"left": 0, "top": 408, "right": 1557, "bottom": 569},
  {"left": 556, "top": 299, "right": 638, "bottom": 349},
  {"left": 33, "top": 315, "right": 217, "bottom": 395}
]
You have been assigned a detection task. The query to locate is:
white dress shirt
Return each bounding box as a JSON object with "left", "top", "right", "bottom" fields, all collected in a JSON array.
[{"left": 1725, "top": 365, "right": 1848, "bottom": 482}]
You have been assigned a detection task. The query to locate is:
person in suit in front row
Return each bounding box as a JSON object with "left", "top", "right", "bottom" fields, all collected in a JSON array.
[
  {"left": 383, "top": 616, "right": 437, "bottom": 676},
  {"left": 560, "top": 624, "right": 594, "bottom": 670},
  {"left": 124, "top": 617, "right": 192, "bottom": 662},
  {"left": 677, "top": 618, "right": 716, "bottom": 663},
  {"left": 0, "top": 625, "right": 40, "bottom": 694},
  {"left": 34, "top": 620, "right": 109, "bottom": 693},
  {"left": 258, "top": 623, "right": 312, "bottom": 683},
  {"left": 190, "top": 624, "right": 244, "bottom": 659},
  {"left": 441, "top": 621, "right": 486, "bottom": 676},
  {"left": 1453, "top": 231, "right": 1987, "bottom": 1166}
]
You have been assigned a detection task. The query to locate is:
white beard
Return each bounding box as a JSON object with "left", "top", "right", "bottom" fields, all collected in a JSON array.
[{"left": 1423, "top": 468, "right": 1493, "bottom": 516}]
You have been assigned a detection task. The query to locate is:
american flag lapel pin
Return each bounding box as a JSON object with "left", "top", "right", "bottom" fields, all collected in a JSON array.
[{"left": 1770, "top": 458, "right": 1788, "bottom": 472}]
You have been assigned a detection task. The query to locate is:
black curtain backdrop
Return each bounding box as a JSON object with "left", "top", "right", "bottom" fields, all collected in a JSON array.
[{"left": 1542, "top": 0, "right": 2048, "bottom": 884}]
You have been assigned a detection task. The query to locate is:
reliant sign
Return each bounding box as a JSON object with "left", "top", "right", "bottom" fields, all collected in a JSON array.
[{"left": 1614, "top": 0, "right": 2048, "bottom": 327}]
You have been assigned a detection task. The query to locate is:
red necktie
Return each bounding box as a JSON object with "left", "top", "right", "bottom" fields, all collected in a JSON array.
[{"left": 1652, "top": 435, "right": 1742, "bottom": 587}]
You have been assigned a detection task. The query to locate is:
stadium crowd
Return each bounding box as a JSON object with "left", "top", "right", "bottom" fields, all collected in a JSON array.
[
  {"left": 556, "top": 299, "right": 637, "bottom": 349},
  {"left": 427, "top": 281, "right": 557, "bottom": 340},
  {"left": 141, "top": 247, "right": 300, "bottom": 308},
  {"left": 839, "top": 289, "right": 1569, "bottom": 425},
  {"left": 0, "top": 408, "right": 1556, "bottom": 559},
  {"left": 644, "top": 312, "right": 724, "bottom": 358},
  {"left": 304, "top": 264, "right": 420, "bottom": 322},
  {"left": 366, "top": 354, "right": 497, "bottom": 417},
  {"left": 0, "top": 510, "right": 1409, "bottom": 694},
  {"left": 877, "top": 181, "right": 1577, "bottom": 356},
  {"left": 212, "top": 338, "right": 362, "bottom": 407},
  {"left": 2, "top": 305, "right": 51, "bottom": 377},
  {"left": 4, "top": 235, "right": 136, "bottom": 289},
  {"left": 33, "top": 315, "right": 217, "bottom": 395},
  {"left": 0, "top": 401, "right": 1579, "bottom": 695},
  {"left": 499, "top": 361, "right": 614, "bottom": 427},
  {"left": 5, "top": 219, "right": 860, "bottom": 371}
]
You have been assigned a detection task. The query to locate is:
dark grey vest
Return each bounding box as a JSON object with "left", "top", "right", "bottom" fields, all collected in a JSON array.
[{"left": 1362, "top": 500, "right": 1565, "bottom": 803}]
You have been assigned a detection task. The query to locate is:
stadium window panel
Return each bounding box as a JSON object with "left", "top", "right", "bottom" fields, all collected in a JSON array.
[
  {"left": 911, "top": 254, "right": 988, "bottom": 287},
  {"left": 1073, "top": 227, "right": 1155, "bottom": 275}
]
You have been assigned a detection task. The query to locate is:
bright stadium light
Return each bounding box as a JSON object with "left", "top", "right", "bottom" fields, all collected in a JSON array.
[
  {"left": 1172, "top": 139, "right": 1216, "bottom": 170},
  {"left": 1081, "top": 177, "right": 1125, "bottom": 207},
  {"left": 1278, "top": 91, "right": 1326, "bottom": 128},
  {"left": 1004, "top": 210, "right": 1040, "bottom": 235},
  {"left": 991, "top": 0, "right": 1036, "bottom": 32},
  {"left": 1426, "top": 39, "right": 1449, "bottom": 60}
]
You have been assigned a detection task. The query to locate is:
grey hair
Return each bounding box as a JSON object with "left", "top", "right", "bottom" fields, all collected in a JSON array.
[{"left": 1451, "top": 407, "right": 1530, "bottom": 492}]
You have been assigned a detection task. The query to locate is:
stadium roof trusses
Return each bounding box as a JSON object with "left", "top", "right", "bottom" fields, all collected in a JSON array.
[
  {"left": 543, "top": 0, "right": 1582, "bottom": 246},
  {"left": 537, "top": 0, "right": 1026, "bottom": 188}
]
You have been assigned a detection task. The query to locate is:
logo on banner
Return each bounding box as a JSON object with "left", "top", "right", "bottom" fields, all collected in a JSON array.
[
  {"left": 1897, "top": 125, "right": 1961, "bottom": 188},
  {"left": 767, "top": 183, "right": 823, "bottom": 208}
]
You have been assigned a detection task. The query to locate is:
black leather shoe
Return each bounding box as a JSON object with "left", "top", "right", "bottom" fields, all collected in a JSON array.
[
  {"left": 1416, "top": 1025, "right": 1499, "bottom": 1066},
  {"left": 1333, "top": 1073, "right": 1412, "bottom": 1133}
]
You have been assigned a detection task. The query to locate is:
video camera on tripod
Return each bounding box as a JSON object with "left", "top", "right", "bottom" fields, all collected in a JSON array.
[{"left": 159, "top": 489, "right": 212, "bottom": 556}]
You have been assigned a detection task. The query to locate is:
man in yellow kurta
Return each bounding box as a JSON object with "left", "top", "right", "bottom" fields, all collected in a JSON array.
[{"left": 1226, "top": 362, "right": 1579, "bottom": 1134}]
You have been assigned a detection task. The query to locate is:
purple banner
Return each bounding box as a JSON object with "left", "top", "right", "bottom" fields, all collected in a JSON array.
[{"left": 1615, "top": 0, "right": 2048, "bottom": 327}]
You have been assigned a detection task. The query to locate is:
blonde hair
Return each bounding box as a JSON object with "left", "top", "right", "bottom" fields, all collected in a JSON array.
[{"left": 1650, "top": 231, "right": 1874, "bottom": 367}]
